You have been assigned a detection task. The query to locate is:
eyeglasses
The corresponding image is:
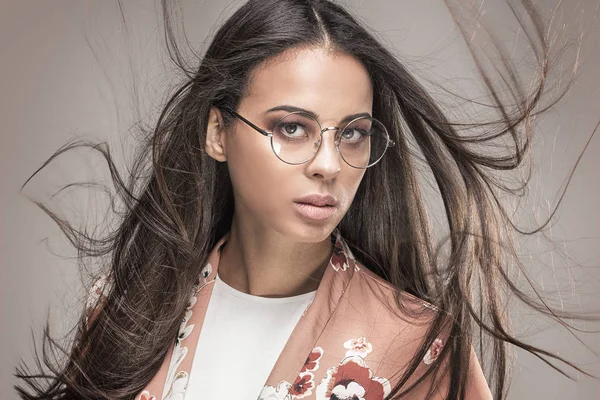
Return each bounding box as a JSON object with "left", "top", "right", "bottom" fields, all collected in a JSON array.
[{"left": 222, "top": 107, "right": 395, "bottom": 169}]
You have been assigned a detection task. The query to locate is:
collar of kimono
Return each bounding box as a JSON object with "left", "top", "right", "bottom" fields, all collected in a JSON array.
[{"left": 137, "top": 228, "right": 359, "bottom": 400}]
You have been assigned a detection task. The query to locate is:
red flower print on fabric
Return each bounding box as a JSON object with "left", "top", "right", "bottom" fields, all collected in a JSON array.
[
  {"left": 316, "top": 355, "right": 391, "bottom": 399},
  {"left": 330, "top": 233, "right": 360, "bottom": 272},
  {"left": 301, "top": 346, "right": 324, "bottom": 373},
  {"left": 330, "top": 243, "right": 350, "bottom": 272},
  {"left": 290, "top": 371, "right": 316, "bottom": 398},
  {"left": 137, "top": 390, "right": 156, "bottom": 400},
  {"left": 423, "top": 338, "right": 444, "bottom": 365},
  {"left": 259, "top": 347, "right": 325, "bottom": 400}
]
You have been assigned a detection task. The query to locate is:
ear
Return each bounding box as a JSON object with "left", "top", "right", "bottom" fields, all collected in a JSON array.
[{"left": 205, "top": 107, "right": 228, "bottom": 162}]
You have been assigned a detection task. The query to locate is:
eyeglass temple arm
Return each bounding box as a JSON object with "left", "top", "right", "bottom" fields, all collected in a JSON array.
[{"left": 222, "top": 107, "right": 270, "bottom": 137}]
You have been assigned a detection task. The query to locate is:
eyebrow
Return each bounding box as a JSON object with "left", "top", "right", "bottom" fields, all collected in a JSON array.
[{"left": 266, "top": 105, "right": 372, "bottom": 124}]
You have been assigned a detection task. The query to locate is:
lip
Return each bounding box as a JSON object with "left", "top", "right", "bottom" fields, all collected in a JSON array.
[
  {"left": 294, "top": 194, "right": 338, "bottom": 207},
  {"left": 293, "top": 194, "right": 338, "bottom": 222},
  {"left": 293, "top": 202, "right": 336, "bottom": 221}
]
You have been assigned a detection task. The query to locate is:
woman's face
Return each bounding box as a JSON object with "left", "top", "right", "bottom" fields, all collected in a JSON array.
[{"left": 207, "top": 46, "right": 373, "bottom": 242}]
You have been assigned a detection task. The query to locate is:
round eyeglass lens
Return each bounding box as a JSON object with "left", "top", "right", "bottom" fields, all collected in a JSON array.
[
  {"left": 339, "top": 117, "right": 389, "bottom": 168},
  {"left": 270, "top": 112, "right": 322, "bottom": 164}
]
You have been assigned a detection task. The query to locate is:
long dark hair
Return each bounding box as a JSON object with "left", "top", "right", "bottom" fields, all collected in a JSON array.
[{"left": 14, "top": 0, "right": 597, "bottom": 399}]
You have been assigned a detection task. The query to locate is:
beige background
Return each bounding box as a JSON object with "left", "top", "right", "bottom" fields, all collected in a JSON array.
[{"left": 1, "top": 1, "right": 599, "bottom": 399}]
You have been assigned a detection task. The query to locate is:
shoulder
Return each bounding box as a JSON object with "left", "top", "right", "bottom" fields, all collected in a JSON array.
[
  {"left": 347, "top": 262, "right": 492, "bottom": 399},
  {"left": 350, "top": 260, "right": 440, "bottom": 319},
  {"left": 336, "top": 260, "right": 443, "bottom": 361}
]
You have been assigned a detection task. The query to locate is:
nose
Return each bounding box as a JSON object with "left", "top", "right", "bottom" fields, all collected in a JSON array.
[{"left": 304, "top": 128, "right": 341, "bottom": 179}]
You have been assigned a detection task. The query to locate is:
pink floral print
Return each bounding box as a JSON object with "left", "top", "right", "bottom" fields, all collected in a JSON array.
[
  {"left": 138, "top": 390, "right": 156, "bottom": 400},
  {"left": 343, "top": 336, "right": 373, "bottom": 358},
  {"left": 288, "top": 346, "right": 325, "bottom": 398},
  {"left": 290, "top": 371, "right": 316, "bottom": 398},
  {"left": 330, "top": 234, "right": 359, "bottom": 272},
  {"left": 259, "top": 381, "right": 293, "bottom": 400},
  {"left": 259, "top": 337, "right": 391, "bottom": 400},
  {"left": 316, "top": 355, "right": 391, "bottom": 400},
  {"left": 84, "top": 273, "right": 112, "bottom": 327},
  {"left": 423, "top": 338, "right": 444, "bottom": 365},
  {"left": 330, "top": 244, "right": 351, "bottom": 272},
  {"left": 301, "top": 347, "right": 323, "bottom": 373}
]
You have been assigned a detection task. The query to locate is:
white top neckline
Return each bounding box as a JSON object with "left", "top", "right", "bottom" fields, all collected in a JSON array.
[
  {"left": 185, "top": 269, "right": 317, "bottom": 399},
  {"left": 215, "top": 270, "right": 317, "bottom": 304}
]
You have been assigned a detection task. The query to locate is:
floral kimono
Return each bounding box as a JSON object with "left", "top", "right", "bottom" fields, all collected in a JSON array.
[{"left": 87, "top": 230, "right": 491, "bottom": 399}]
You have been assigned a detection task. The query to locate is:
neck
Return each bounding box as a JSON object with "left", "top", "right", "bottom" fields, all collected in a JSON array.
[{"left": 217, "top": 220, "right": 333, "bottom": 298}]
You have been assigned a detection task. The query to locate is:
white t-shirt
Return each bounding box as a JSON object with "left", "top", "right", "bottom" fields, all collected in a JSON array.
[{"left": 185, "top": 271, "right": 317, "bottom": 399}]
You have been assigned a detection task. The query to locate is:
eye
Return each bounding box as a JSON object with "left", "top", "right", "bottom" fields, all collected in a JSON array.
[
  {"left": 281, "top": 123, "right": 306, "bottom": 137},
  {"left": 270, "top": 112, "right": 320, "bottom": 143},
  {"left": 273, "top": 119, "right": 312, "bottom": 141},
  {"left": 341, "top": 127, "right": 369, "bottom": 143}
]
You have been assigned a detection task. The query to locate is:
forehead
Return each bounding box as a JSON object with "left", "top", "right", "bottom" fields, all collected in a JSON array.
[{"left": 241, "top": 47, "right": 374, "bottom": 121}]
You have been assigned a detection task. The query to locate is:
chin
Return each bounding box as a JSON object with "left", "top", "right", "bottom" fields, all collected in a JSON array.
[{"left": 281, "top": 219, "right": 340, "bottom": 244}]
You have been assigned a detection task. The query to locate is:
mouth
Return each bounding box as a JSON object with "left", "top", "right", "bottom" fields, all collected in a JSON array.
[
  {"left": 293, "top": 201, "right": 337, "bottom": 221},
  {"left": 294, "top": 194, "right": 338, "bottom": 207},
  {"left": 293, "top": 194, "right": 338, "bottom": 221}
]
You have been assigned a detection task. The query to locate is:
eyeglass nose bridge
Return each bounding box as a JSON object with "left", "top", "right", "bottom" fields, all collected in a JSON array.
[{"left": 314, "top": 126, "right": 343, "bottom": 150}]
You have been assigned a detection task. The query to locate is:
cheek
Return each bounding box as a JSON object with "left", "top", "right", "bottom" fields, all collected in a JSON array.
[
  {"left": 341, "top": 169, "right": 366, "bottom": 208},
  {"left": 226, "top": 134, "right": 293, "bottom": 213}
]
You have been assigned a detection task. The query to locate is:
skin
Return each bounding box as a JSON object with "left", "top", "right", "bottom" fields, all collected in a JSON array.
[{"left": 204, "top": 46, "right": 373, "bottom": 297}]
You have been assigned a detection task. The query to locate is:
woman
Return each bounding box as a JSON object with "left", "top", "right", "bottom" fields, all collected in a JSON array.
[{"left": 14, "top": 0, "right": 593, "bottom": 399}]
